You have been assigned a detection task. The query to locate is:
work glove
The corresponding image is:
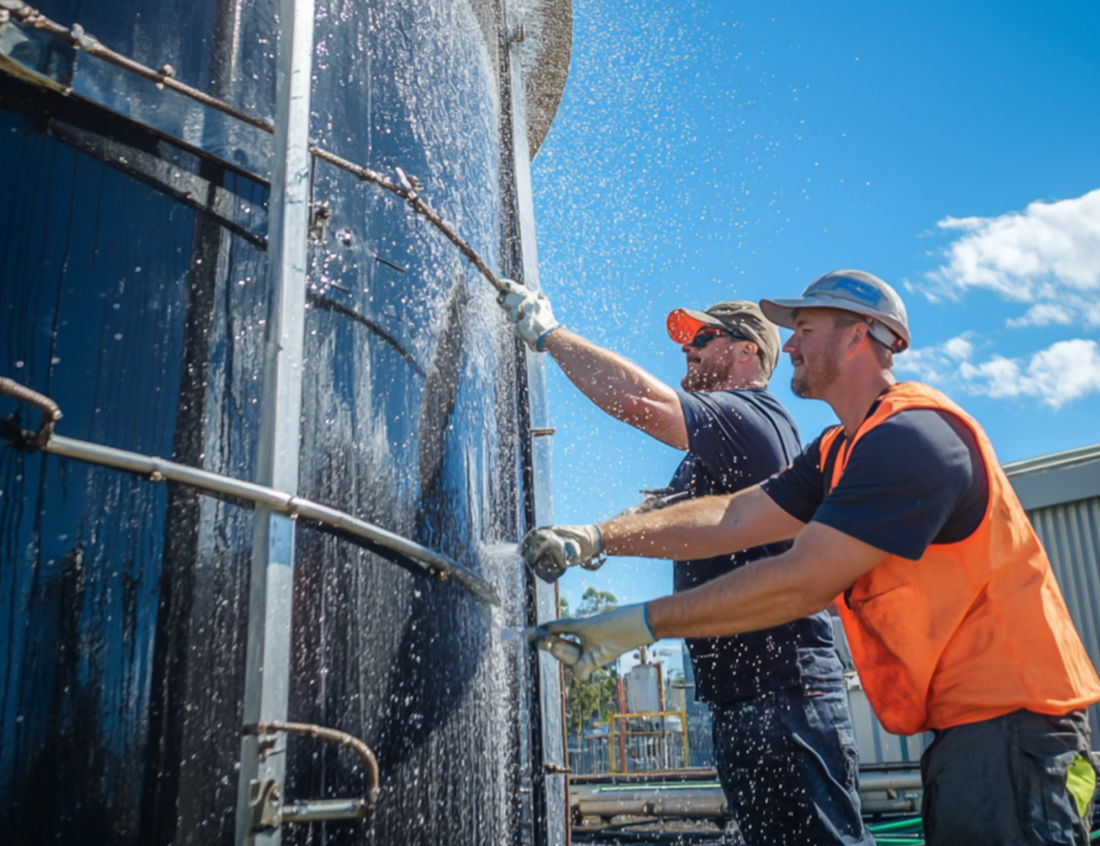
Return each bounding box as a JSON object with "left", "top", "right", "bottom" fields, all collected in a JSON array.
[
  {"left": 528, "top": 604, "right": 657, "bottom": 682},
  {"left": 521, "top": 524, "right": 605, "bottom": 583},
  {"left": 497, "top": 278, "right": 561, "bottom": 351}
]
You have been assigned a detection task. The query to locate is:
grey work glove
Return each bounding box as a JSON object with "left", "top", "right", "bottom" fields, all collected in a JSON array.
[
  {"left": 528, "top": 604, "right": 657, "bottom": 682},
  {"left": 521, "top": 524, "right": 605, "bottom": 583},
  {"left": 497, "top": 278, "right": 561, "bottom": 351}
]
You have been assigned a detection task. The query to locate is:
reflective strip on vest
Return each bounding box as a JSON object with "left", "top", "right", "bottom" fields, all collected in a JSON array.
[{"left": 822, "top": 382, "right": 1100, "bottom": 735}]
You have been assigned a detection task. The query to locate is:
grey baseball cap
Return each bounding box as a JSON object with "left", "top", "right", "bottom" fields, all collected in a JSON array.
[
  {"left": 666, "top": 301, "right": 781, "bottom": 377},
  {"left": 760, "top": 269, "right": 910, "bottom": 352}
]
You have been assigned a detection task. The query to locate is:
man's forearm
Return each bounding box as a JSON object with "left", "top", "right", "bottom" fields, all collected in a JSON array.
[
  {"left": 544, "top": 329, "right": 687, "bottom": 447},
  {"left": 646, "top": 552, "right": 822, "bottom": 638},
  {"left": 600, "top": 486, "right": 803, "bottom": 561},
  {"left": 645, "top": 521, "right": 890, "bottom": 639}
]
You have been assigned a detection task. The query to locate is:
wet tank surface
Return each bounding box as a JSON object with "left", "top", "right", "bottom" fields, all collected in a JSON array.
[{"left": 0, "top": 0, "right": 569, "bottom": 844}]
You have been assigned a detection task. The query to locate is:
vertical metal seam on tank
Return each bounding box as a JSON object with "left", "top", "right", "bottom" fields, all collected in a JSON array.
[
  {"left": 499, "top": 8, "right": 567, "bottom": 844},
  {"left": 496, "top": 14, "right": 539, "bottom": 845},
  {"left": 235, "top": 0, "right": 314, "bottom": 843}
]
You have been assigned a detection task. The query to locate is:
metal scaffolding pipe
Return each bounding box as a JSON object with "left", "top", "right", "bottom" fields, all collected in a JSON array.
[
  {"left": 575, "top": 790, "right": 919, "bottom": 822},
  {"left": 857, "top": 771, "right": 922, "bottom": 793},
  {"left": 575, "top": 792, "right": 727, "bottom": 820},
  {"left": 571, "top": 770, "right": 923, "bottom": 822},
  {"left": 860, "top": 797, "right": 918, "bottom": 814}
]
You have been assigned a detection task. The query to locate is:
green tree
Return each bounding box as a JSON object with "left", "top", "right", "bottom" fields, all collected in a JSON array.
[{"left": 561, "top": 588, "right": 620, "bottom": 737}]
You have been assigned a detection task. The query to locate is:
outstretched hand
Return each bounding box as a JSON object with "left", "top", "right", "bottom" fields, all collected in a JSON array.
[
  {"left": 526, "top": 604, "right": 657, "bottom": 682},
  {"left": 521, "top": 524, "right": 605, "bottom": 583},
  {"left": 497, "top": 278, "right": 561, "bottom": 351}
]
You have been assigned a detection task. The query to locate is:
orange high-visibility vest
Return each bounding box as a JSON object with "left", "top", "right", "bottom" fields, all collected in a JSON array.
[{"left": 821, "top": 381, "right": 1100, "bottom": 735}]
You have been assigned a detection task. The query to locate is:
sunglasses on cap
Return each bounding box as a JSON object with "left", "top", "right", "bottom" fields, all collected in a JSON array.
[{"left": 686, "top": 327, "right": 751, "bottom": 348}]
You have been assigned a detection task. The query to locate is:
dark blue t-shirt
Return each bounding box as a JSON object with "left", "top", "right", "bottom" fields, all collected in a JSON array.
[
  {"left": 761, "top": 406, "right": 989, "bottom": 560},
  {"left": 667, "top": 389, "right": 838, "bottom": 704}
]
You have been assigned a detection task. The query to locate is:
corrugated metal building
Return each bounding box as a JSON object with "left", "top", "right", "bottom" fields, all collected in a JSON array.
[{"left": 1005, "top": 442, "right": 1100, "bottom": 746}]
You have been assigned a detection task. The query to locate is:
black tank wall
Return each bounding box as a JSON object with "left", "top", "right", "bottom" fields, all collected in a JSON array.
[{"left": 0, "top": 1, "right": 544, "bottom": 844}]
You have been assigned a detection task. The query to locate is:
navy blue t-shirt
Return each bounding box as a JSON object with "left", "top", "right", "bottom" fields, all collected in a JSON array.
[
  {"left": 761, "top": 406, "right": 989, "bottom": 560},
  {"left": 667, "top": 389, "right": 837, "bottom": 704}
]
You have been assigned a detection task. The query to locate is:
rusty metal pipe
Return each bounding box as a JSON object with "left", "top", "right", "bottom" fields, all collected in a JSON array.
[
  {"left": 0, "top": 376, "right": 62, "bottom": 450},
  {"left": 309, "top": 148, "right": 505, "bottom": 292},
  {"left": 7, "top": 1, "right": 275, "bottom": 133}
]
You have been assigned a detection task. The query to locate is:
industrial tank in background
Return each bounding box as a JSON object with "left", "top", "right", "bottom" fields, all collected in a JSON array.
[{"left": 0, "top": 0, "right": 571, "bottom": 844}]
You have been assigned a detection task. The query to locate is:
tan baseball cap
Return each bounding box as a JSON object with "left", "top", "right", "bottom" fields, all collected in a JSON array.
[{"left": 666, "top": 300, "right": 781, "bottom": 377}]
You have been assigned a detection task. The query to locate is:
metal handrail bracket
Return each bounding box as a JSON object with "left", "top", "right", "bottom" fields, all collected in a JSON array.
[{"left": 243, "top": 721, "right": 379, "bottom": 828}]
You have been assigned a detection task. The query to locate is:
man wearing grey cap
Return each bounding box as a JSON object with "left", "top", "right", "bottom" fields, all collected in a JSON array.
[
  {"left": 522, "top": 270, "right": 1100, "bottom": 846},
  {"left": 497, "top": 281, "right": 872, "bottom": 846}
]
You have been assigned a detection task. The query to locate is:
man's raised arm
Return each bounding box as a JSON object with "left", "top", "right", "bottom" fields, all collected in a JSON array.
[
  {"left": 497, "top": 280, "right": 688, "bottom": 449},
  {"left": 544, "top": 329, "right": 688, "bottom": 449}
]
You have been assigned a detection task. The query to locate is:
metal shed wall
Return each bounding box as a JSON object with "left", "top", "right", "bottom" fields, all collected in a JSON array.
[
  {"left": 1024, "top": 497, "right": 1100, "bottom": 745},
  {"left": 1007, "top": 446, "right": 1100, "bottom": 749}
]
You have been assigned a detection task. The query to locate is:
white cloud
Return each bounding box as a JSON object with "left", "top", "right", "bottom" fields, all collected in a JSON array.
[
  {"left": 942, "top": 336, "right": 974, "bottom": 361},
  {"left": 1005, "top": 303, "right": 1074, "bottom": 328},
  {"left": 906, "top": 189, "right": 1100, "bottom": 409},
  {"left": 897, "top": 336, "right": 1100, "bottom": 410},
  {"left": 924, "top": 187, "right": 1100, "bottom": 328}
]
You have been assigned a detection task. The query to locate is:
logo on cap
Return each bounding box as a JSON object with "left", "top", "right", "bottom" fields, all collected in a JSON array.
[{"left": 827, "top": 275, "right": 886, "bottom": 307}]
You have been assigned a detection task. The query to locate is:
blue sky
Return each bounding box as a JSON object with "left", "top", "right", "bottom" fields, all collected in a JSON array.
[{"left": 528, "top": 0, "right": 1100, "bottom": 634}]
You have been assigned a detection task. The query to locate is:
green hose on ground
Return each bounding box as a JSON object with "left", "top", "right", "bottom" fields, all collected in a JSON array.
[
  {"left": 867, "top": 817, "right": 923, "bottom": 834},
  {"left": 866, "top": 814, "right": 924, "bottom": 845}
]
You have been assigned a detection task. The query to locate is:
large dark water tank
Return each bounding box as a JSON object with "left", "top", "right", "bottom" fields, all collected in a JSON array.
[{"left": 0, "top": 1, "right": 571, "bottom": 843}]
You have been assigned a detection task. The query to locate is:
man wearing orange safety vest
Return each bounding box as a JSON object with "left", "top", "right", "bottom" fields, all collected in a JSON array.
[{"left": 524, "top": 270, "right": 1100, "bottom": 845}]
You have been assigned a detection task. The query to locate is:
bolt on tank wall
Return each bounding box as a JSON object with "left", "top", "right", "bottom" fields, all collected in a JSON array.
[{"left": 0, "top": 0, "right": 572, "bottom": 843}]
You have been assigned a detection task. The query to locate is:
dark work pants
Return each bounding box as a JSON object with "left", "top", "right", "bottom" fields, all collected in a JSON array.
[
  {"left": 711, "top": 678, "right": 875, "bottom": 846},
  {"left": 922, "top": 709, "right": 1094, "bottom": 846}
]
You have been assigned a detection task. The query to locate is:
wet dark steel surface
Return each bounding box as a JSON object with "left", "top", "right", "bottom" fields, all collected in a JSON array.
[
  {"left": 3, "top": 2, "right": 512, "bottom": 293},
  {"left": 287, "top": 2, "right": 539, "bottom": 843},
  {"left": 1, "top": 0, "right": 549, "bottom": 844}
]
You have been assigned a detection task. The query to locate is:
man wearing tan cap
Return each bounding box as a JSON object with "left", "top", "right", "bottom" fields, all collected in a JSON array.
[{"left": 497, "top": 281, "right": 873, "bottom": 846}]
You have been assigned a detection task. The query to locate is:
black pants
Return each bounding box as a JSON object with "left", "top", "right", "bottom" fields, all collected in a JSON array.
[{"left": 922, "top": 709, "right": 1094, "bottom": 846}]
